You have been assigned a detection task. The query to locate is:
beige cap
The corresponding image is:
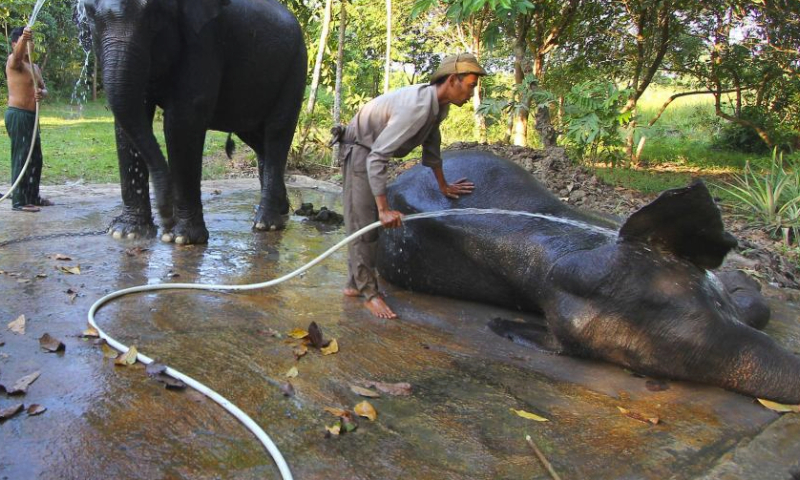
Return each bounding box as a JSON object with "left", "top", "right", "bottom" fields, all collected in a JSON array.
[{"left": 430, "top": 53, "right": 487, "bottom": 84}]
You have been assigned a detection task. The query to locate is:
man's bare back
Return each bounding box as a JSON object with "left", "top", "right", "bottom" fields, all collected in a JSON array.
[{"left": 6, "top": 27, "right": 46, "bottom": 112}]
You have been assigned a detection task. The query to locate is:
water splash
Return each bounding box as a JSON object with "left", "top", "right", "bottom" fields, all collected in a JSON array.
[
  {"left": 27, "top": 0, "right": 48, "bottom": 27},
  {"left": 70, "top": 50, "right": 93, "bottom": 114},
  {"left": 407, "top": 208, "right": 618, "bottom": 237}
]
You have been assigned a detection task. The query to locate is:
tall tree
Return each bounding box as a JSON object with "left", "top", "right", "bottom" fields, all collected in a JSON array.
[
  {"left": 333, "top": 0, "right": 347, "bottom": 162},
  {"left": 306, "top": 0, "right": 334, "bottom": 115},
  {"left": 384, "top": 0, "right": 392, "bottom": 93}
]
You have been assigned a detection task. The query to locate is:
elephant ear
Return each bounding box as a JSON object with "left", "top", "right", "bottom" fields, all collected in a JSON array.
[{"left": 618, "top": 180, "right": 737, "bottom": 270}]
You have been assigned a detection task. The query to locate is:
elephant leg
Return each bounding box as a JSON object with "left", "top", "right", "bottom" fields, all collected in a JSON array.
[
  {"left": 162, "top": 116, "right": 209, "bottom": 245},
  {"left": 108, "top": 117, "right": 158, "bottom": 240},
  {"left": 238, "top": 128, "right": 292, "bottom": 231}
]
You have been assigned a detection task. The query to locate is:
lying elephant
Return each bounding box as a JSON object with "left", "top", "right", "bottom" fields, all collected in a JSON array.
[
  {"left": 78, "top": 0, "right": 306, "bottom": 244},
  {"left": 377, "top": 149, "right": 800, "bottom": 404}
]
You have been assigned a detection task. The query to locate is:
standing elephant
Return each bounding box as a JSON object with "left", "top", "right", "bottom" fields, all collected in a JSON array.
[{"left": 77, "top": 0, "right": 307, "bottom": 244}]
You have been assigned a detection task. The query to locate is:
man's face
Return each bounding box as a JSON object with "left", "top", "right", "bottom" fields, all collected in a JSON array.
[{"left": 451, "top": 73, "right": 479, "bottom": 106}]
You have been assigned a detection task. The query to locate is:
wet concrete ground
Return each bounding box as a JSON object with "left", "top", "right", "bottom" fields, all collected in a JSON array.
[{"left": 1, "top": 178, "right": 799, "bottom": 480}]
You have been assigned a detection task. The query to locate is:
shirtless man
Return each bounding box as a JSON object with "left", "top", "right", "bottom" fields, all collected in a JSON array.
[
  {"left": 335, "top": 53, "right": 486, "bottom": 319},
  {"left": 5, "top": 26, "right": 50, "bottom": 212}
]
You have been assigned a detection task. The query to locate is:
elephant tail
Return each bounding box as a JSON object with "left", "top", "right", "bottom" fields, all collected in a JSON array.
[{"left": 225, "top": 133, "right": 236, "bottom": 159}]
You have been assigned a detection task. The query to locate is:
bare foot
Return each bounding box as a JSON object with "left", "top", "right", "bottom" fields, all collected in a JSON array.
[
  {"left": 364, "top": 296, "right": 398, "bottom": 319},
  {"left": 343, "top": 287, "right": 360, "bottom": 297}
]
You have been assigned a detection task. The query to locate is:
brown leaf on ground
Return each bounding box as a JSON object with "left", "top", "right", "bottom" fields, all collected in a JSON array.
[
  {"left": 57, "top": 265, "right": 81, "bottom": 275},
  {"left": 285, "top": 366, "right": 299, "bottom": 378},
  {"left": 124, "top": 247, "right": 149, "bottom": 256},
  {"left": 350, "top": 385, "right": 381, "bottom": 398},
  {"left": 26, "top": 404, "right": 47, "bottom": 416},
  {"left": 324, "top": 406, "right": 349, "bottom": 417},
  {"left": 307, "top": 321, "right": 325, "bottom": 349},
  {"left": 288, "top": 328, "right": 309, "bottom": 339},
  {"left": 8, "top": 315, "right": 26, "bottom": 335},
  {"left": 100, "top": 340, "right": 118, "bottom": 359},
  {"left": 280, "top": 382, "right": 295, "bottom": 397},
  {"left": 354, "top": 401, "right": 377, "bottom": 421},
  {"left": 39, "top": 333, "right": 65, "bottom": 352},
  {"left": 81, "top": 326, "right": 99, "bottom": 338},
  {"left": 510, "top": 408, "right": 549, "bottom": 422},
  {"left": 293, "top": 344, "right": 308, "bottom": 359},
  {"left": 0, "top": 403, "right": 24, "bottom": 421},
  {"left": 360, "top": 380, "right": 413, "bottom": 396},
  {"left": 645, "top": 379, "right": 669, "bottom": 392},
  {"left": 7, "top": 371, "right": 41, "bottom": 395},
  {"left": 52, "top": 253, "right": 72, "bottom": 261},
  {"left": 321, "top": 339, "right": 339, "bottom": 355},
  {"left": 617, "top": 406, "right": 659, "bottom": 425},
  {"left": 114, "top": 346, "right": 138, "bottom": 366},
  {"left": 325, "top": 421, "right": 342, "bottom": 437}
]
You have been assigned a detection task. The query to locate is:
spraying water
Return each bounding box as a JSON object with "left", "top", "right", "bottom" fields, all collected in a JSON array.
[{"left": 27, "top": 0, "right": 48, "bottom": 27}]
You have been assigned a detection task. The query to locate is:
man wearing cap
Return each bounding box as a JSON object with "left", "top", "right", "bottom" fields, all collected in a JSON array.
[{"left": 335, "top": 53, "right": 487, "bottom": 319}]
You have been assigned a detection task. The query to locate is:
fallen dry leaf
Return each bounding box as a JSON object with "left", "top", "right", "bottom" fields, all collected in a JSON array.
[
  {"left": 26, "top": 404, "right": 47, "bottom": 416},
  {"left": 325, "top": 422, "right": 342, "bottom": 436},
  {"left": 307, "top": 321, "right": 325, "bottom": 349},
  {"left": 324, "top": 407, "right": 349, "bottom": 417},
  {"left": 510, "top": 408, "right": 549, "bottom": 422},
  {"left": 617, "top": 406, "right": 659, "bottom": 425},
  {"left": 81, "top": 326, "right": 99, "bottom": 338},
  {"left": 293, "top": 344, "right": 308, "bottom": 359},
  {"left": 361, "top": 380, "right": 412, "bottom": 396},
  {"left": 66, "top": 288, "right": 79, "bottom": 303},
  {"left": 8, "top": 315, "right": 26, "bottom": 335},
  {"left": 288, "top": 328, "right": 309, "bottom": 339},
  {"left": 350, "top": 385, "right": 381, "bottom": 398},
  {"left": 114, "top": 346, "right": 138, "bottom": 366},
  {"left": 52, "top": 253, "right": 72, "bottom": 261},
  {"left": 0, "top": 403, "right": 24, "bottom": 421},
  {"left": 7, "top": 371, "right": 41, "bottom": 395},
  {"left": 321, "top": 339, "right": 339, "bottom": 355},
  {"left": 354, "top": 401, "right": 377, "bottom": 421},
  {"left": 285, "top": 366, "right": 299, "bottom": 378},
  {"left": 124, "top": 247, "right": 149, "bottom": 256},
  {"left": 57, "top": 265, "right": 81, "bottom": 275},
  {"left": 39, "top": 333, "right": 65, "bottom": 353},
  {"left": 100, "top": 341, "right": 119, "bottom": 359},
  {"left": 757, "top": 398, "right": 800, "bottom": 413},
  {"left": 35, "top": 273, "right": 48, "bottom": 278}
]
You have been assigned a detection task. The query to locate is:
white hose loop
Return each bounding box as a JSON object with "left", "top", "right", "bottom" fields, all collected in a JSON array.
[
  {"left": 1, "top": 42, "right": 40, "bottom": 205},
  {"left": 87, "top": 208, "right": 529, "bottom": 479}
]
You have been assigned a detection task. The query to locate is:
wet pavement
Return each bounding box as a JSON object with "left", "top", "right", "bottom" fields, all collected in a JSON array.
[{"left": 1, "top": 177, "right": 799, "bottom": 480}]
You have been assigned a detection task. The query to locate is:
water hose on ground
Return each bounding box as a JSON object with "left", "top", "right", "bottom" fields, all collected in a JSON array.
[{"left": 87, "top": 208, "right": 535, "bottom": 480}]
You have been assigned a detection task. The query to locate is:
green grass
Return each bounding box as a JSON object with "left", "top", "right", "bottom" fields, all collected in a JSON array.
[{"left": 0, "top": 99, "right": 234, "bottom": 184}]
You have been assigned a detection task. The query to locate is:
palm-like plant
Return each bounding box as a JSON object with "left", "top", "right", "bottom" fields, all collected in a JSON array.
[{"left": 717, "top": 150, "right": 800, "bottom": 242}]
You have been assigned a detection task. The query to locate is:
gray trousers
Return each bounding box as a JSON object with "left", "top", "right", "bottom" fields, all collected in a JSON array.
[{"left": 341, "top": 143, "right": 380, "bottom": 300}]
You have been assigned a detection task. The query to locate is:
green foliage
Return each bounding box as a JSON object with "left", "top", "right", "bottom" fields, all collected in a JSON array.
[
  {"left": 716, "top": 150, "right": 800, "bottom": 242},
  {"left": 532, "top": 80, "right": 632, "bottom": 165},
  {"left": 712, "top": 106, "right": 799, "bottom": 154}
]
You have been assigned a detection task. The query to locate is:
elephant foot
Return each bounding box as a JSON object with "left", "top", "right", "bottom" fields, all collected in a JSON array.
[
  {"left": 108, "top": 213, "right": 157, "bottom": 240},
  {"left": 162, "top": 218, "right": 209, "bottom": 245},
  {"left": 253, "top": 206, "right": 288, "bottom": 231}
]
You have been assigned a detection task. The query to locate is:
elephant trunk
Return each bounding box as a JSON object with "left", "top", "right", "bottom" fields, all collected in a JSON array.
[{"left": 99, "top": 35, "right": 172, "bottom": 221}]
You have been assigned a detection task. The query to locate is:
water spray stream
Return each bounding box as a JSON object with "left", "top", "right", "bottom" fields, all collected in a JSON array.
[
  {"left": 88, "top": 207, "right": 612, "bottom": 480},
  {"left": 0, "top": 0, "right": 49, "bottom": 205}
]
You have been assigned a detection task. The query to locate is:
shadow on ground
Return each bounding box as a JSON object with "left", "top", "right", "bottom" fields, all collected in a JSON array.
[{"left": 1, "top": 178, "right": 799, "bottom": 480}]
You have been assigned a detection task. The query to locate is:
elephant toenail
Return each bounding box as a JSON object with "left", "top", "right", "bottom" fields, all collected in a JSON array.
[
  {"left": 161, "top": 233, "right": 174, "bottom": 243},
  {"left": 112, "top": 230, "right": 123, "bottom": 240},
  {"left": 126, "top": 232, "right": 138, "bottom": 240}
]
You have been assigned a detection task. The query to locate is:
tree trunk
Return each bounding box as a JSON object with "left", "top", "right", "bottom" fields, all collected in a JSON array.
[
  {"left": 332, "top": 0, "right": 347, "bottom": 163},
  {"left": 384, "top": 0, "right": 392, "bottom": 93},
  {"left": 512, "top": 18, "right": 529, "bottom": 147},
  {"left": 306, "top": 0, "right": 334, "bottom": 115},
  {"left": 531, "top": 54, "right": 557, "bottom": 147}
]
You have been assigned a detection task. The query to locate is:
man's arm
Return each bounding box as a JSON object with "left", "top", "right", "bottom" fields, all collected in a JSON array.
[
  {"left": 34, "top": 64, "right": 47, "bottom": 101},
  {"left": 9, "top": 28, "right": 32, "bottom": 71},
  {"left": 422, "top": 125, "right": 475, "bottom": 199}
]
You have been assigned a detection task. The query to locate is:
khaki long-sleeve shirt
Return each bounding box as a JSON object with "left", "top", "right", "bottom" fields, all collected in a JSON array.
[{"left": 345, "top": 84, "right": 449, "bottom": 196}]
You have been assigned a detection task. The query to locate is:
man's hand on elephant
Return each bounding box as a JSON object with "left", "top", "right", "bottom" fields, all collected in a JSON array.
[
  {"left": 440, "top": 177, "right": 475, "bottom": 199},
  {"left": 379, "top": 209, "right": 404, "bottom": 229}
]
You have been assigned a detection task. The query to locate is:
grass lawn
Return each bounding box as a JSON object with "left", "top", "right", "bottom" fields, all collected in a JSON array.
[{"left": 0, "top": 100, "right": 234, "bottom": 185}]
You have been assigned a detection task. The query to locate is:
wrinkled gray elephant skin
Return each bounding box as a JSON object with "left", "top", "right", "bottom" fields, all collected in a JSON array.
[
  {"left": 378, "top": 150, "right": 800, "bottom": 403},
  {"left": 78, "top": 0, "right": 307, "bottom": 244}
]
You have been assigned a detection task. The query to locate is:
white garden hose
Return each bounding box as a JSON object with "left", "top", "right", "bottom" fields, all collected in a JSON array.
[
  {"left": 0, "top": 42, "right": 41, "bottom": 205},
  {"left": 87, "top": 208, "right": 539, "bottom": 480}
]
